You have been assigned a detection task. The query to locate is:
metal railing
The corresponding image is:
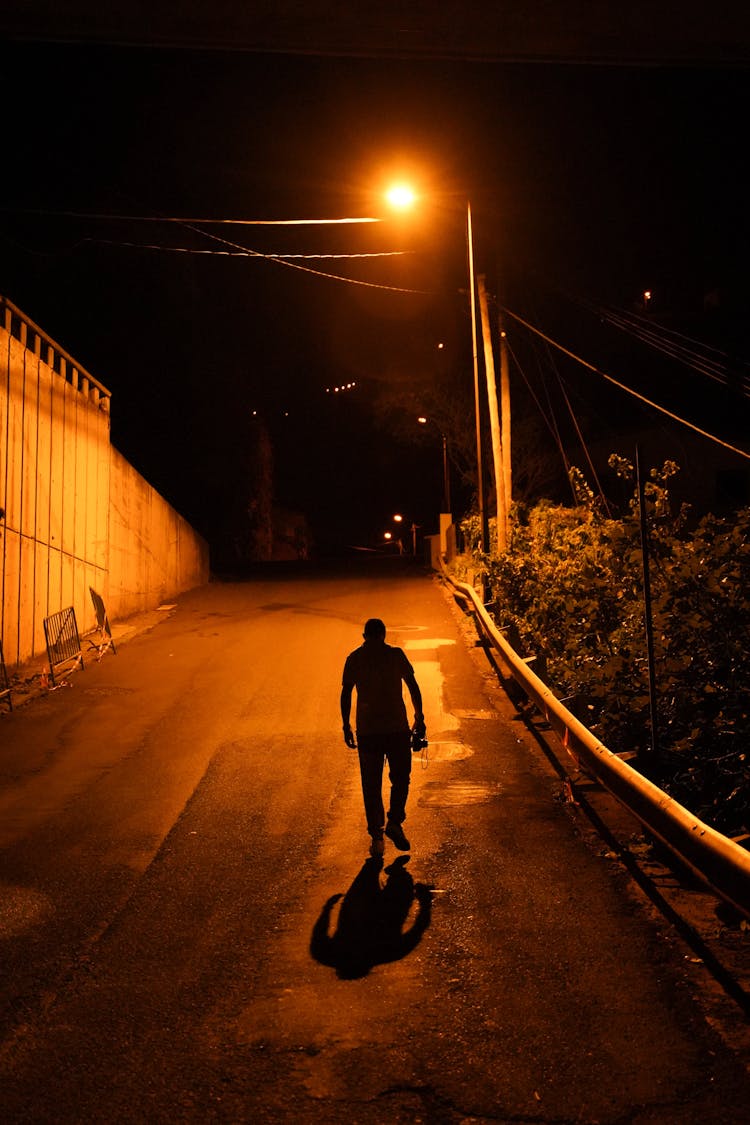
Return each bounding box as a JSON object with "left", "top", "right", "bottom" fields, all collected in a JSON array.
[
  {"left": 43, "top": 607, "right": 84, "bottom": 685},
  {"left": 446, "top": 574, "right": 750, "bottom": 921},
  {"left": 1, "top": 294, "right": 111, "bottom": 412}
]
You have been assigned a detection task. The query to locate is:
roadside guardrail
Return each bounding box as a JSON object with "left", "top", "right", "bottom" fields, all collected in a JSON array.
[{"left": 446, "top": 574, "right": 750, "bottom": 922}]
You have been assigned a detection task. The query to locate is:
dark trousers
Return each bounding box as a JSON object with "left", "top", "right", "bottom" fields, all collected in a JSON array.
[{"left": 357, "top": 731, "right": 412, "bottom": 839}]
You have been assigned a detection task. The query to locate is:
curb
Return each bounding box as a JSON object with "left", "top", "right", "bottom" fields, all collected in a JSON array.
[{"left": 1, "top": 604, "right": 177, "bottom": 712}]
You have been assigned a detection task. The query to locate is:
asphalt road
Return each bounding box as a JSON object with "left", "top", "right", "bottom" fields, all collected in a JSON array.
[{"left": 1, "top": 558, "right": 749, "bottom": 1123}]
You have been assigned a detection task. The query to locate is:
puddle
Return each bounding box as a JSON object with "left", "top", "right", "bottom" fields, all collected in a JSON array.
[
  {"left": 452, "top": 708, "right": 498, "bottom": 720},
  {"left": 420, "top": 741, "right": 473, "bottom": 762}
]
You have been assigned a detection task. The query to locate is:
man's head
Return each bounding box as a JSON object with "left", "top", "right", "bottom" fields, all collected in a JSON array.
[{"left": 363, "top": 618, "right": 386, "bottom": 641}]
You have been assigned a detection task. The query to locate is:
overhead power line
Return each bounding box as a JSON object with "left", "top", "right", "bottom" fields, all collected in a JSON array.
[
  {"left": 0, "top": 206, "right": 381, "bottom": 226},
  {"left": 179, "top": 220, "right": 430, "bottom": 293},
  {"left": 503, "top": 306, "right": 750, "bottom": 462},
  {"left": 0, "top": 209, "right": 428, "bottom": 293},
  {"left": 581, "top": 297, "right": 750, "bottom": 399},
  {"left": 508, "top": 327, "right": 611, "bottom": 511},
  {"left": 89, "top": 238, "right": 410, "bottom": 260}
]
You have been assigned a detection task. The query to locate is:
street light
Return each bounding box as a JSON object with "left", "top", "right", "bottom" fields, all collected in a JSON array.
[
  {"left": 465, "top": 200, "right": 486, "bottom": 553},
  {"left": 391, "top": 512, "right": 417, "bottom": 555},
  {"left": 417, "top": 416, "right": 451, "bottom": 513},
  {"left": 384, "top": 183, "right": 486, "bottom": 551},
  {"left": 385, "top": 183, "right": 417, "bottom": 210}
]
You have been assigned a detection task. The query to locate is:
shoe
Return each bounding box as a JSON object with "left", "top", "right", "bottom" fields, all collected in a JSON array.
[
  {"left": 385, "top": 822, "right": 410, "bottom": 851},
  {"left": 369, "top": 836, "right": 385, "bottom": 858}
]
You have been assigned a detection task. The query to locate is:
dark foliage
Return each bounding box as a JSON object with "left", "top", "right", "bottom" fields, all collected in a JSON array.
[{"left": 461, "top": 458, "right": 750, "bottom": 838}]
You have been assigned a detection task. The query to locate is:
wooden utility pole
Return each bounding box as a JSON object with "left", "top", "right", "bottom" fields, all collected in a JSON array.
[{"left": 477, "top": 274, "right": 507, "bottom": 551}]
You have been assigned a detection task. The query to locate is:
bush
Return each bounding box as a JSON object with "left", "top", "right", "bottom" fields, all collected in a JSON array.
[{"left": 463, "top": 459, "right": 750, "bottom": 837}]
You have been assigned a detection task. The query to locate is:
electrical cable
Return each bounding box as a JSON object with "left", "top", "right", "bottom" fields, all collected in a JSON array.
[
  {"left": 176, "top": 219, "right": 433, "bottom": 293},
  {"left": 0, "top": 206, "right": 382, "bottom": 226},
  {"left": 87, "top": 237, "right": 411, "bottom": 260},
  {"left": 485, "top": 285, "right": 576, "bottom": 496},
  {"left": 491, "top": 283, "right": 611, "bottom": 508},
  {"left": 599, "top": 308, "right": 749, "bottom": 393},
  {"left": 523, "top": 298, "right": 612, "bottom": 512},
  {"left": 555, "top": 373, "right": 612, "bottom": 515},
  {"left": 178, "top": 220, "right": 431, "bottom": 292},
  {"left": 0, "top": 203, "right": 428, "bottom": 291},
  {"left": 576, "top": 295, "right": 750, "bottom": 399},
  {"left": 507, "top": 338, "right": 578, "bottom": 503},
  {"left": 534, "top": 341, "right": 574, "bottom": 476},
  {"left": 507, "top": 340, "right": 561, "bottom": 448},
  {"left": 502, "top": 306, "right": 750, "bottom": 463}
]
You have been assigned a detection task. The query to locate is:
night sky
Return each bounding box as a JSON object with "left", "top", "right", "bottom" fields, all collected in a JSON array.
[{"left": 1, "top": 40, "right": 749, "bottom": 558}]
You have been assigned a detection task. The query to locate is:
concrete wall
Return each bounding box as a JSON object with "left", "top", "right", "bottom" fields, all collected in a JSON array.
[
  {"left": 107, "top": 447, "right": 208, "bottom": 620},
  {"left": 1, "top": 296, "right": 209, "bottom": 669}
]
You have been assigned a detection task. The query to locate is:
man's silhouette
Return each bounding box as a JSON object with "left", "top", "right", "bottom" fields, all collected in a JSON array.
[{"left": 341, "top": 618, "right": 425, "bottom": 857}]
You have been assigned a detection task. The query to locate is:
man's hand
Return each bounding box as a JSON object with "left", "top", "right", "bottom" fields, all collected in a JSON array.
[
  {"left": 343, "top": 725, "right": 357, "bottom": 748},
  {"left": 412, "top": 715, "right": 427, "bottom": 752}
]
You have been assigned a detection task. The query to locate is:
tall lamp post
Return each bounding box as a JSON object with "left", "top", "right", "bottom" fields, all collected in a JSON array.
[
  {"left": 466, "top": 200, "right": 487, "bottom": 553},
  {"left": 385, "top": 184, "right": 486, "bottom": 552}
]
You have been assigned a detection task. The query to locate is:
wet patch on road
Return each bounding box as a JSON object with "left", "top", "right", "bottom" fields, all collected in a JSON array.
[
  {"left": 418, "top": 780, "right": 503, "bottom": 807},
  {"left": 451, "top": 708, "right": 499, "bottom": 720},
  {"left": 419, "top": 740, "right": 473, "bottom": 763}
]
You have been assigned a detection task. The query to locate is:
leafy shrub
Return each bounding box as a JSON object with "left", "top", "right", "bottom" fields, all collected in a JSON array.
[{"left": 462, "top": 459, "right": 750, "bottom": 836}]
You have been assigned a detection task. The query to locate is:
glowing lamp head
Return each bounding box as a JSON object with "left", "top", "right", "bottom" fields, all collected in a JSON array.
[{"left": 386, "top": 183, "right": 416, "bottom": 210}]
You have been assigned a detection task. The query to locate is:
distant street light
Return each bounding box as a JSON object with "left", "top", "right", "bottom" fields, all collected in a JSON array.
[
  {"left": 325, "top": 382, "right": 356, "bottom": 393},
  {"left": 417, "top": 416, "right": 451, "bottom": 513},
  {"left": 389, "top": 513, "right": 415, "bottom": 554}
]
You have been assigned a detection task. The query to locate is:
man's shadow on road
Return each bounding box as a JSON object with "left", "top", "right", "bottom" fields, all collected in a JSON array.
[{"left": 310, "top": 855, "right": 433, "bottom": 980}]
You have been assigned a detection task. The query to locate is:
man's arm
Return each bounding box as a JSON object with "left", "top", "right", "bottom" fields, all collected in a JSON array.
[
  {"left": 340, "top": 683, "right": 356, "bottom": 747},
  {"left": 405, "top": 671, "right": 424, "bottom": 731}
]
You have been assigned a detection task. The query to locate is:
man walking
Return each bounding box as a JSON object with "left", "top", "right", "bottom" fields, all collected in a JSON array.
[{"left": 341, "top": 618, "right": 426, "bottom": 858}]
